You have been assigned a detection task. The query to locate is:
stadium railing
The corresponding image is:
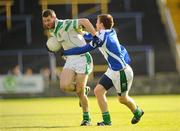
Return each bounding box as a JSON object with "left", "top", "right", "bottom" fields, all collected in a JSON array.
[
  {"left": 86, "top": 12, "right": 143, "bottom": 43},
  {"left": 0, "top": 46, "right": 154, "bottom": 80},
  {"left": 39, "top": 0, "right": 110, "bottom": 18},
  {"left": 55, "top": 46, "right": 155, "bottom": 79},
  {"left": 0, "top": 15, "right": 32, "bottom": 44}
]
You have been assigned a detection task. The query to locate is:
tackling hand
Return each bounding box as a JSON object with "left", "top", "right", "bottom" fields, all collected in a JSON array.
[{"left": 92, "top": 36, "right": 103, "bottom": 48}]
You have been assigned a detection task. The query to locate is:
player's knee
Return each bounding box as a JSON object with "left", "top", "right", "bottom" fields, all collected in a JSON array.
[
  {"left": 75, "top": 84, "right": 84, "bottom": 94},
  {"left": 60, "top": 82, "right": 70, "bottom": 92},
  {"left": 118, "top": 96, "right": 128, "bottom": 104},
  {"left": 94, "top": 86, "right": 102, "bottom": 97},
  {"left": 76, "top": 88, "right": 83, "bottom": 95}
]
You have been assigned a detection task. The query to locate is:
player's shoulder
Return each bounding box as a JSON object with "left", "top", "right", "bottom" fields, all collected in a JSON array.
[
  {"left": 54, "top": 19, "right": 64, "bottom": 27},
  {"left": 60, "top": 18, "right": 76, "bottom": 22},
  {"left": 56, "top": 19, "right": 65, "bottom": 23},
  {"left": 97, "top": 29, "right": 114, "bottom": 36},
  {"left": 56, "top": 18, "right": 73, "bottom": 23},
  {"left": 97, "top": 29, "right": 114, "bottom": 40}
]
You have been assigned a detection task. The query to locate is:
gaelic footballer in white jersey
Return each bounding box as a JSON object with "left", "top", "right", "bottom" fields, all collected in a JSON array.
[{"left": 42, "top": 9, "right": 99, "bottom": 126}]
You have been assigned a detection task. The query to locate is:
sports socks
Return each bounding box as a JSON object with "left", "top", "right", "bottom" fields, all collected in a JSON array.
[
  {"left": 133, "top": 107, "right": 143, "bottom": 117},
  {"left": 83, "top": 112, "right": 91, "bottom": 121},
  {"left": 102, "top": 111, "right": 111, "bottom": 124}
]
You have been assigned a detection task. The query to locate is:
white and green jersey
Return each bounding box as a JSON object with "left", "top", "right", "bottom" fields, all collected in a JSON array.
[{"left": 48, "top": 19, "right": 87, "bottom": 50}]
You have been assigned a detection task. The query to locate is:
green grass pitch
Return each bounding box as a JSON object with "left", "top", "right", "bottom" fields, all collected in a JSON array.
[{"left": 0, "top": 95, "right": 180, "bottom": 131}]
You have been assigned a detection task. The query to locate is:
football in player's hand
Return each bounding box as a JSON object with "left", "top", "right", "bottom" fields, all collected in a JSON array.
[{"left": 46, "top": 36, "right": 62, "bottom": 52}]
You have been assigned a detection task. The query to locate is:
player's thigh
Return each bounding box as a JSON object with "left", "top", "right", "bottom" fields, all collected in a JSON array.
[
  {"left": 60, "top": 68, "right": 75, "bottom": 87},
  {"left": 75, "top": 73, "right": 88, "bottom": 91}
]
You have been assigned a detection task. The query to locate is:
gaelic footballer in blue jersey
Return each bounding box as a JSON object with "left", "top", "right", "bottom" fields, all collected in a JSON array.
[{"left": 64, "top": 14, "right": 144, "bottom": 126}]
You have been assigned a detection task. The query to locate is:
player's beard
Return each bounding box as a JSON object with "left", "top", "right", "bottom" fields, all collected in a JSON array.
[{"left": 43, "top": 22, "right": 55, "bottom": 30}]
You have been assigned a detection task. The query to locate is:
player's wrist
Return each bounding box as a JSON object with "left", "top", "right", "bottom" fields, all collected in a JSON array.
[{"left": 91, "top": 31, "right": 97, "bottom": 37}]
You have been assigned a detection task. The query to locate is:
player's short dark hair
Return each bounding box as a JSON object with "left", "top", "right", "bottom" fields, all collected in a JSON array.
[
  {"left": 42, "top": 9, "right": 56, "bottom": 17},
  {"left": 98, "top": 14, "right": 114, "bottom": 29}
]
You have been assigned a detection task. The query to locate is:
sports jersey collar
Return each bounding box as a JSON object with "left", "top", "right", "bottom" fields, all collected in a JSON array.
[
  {"left": 53, "top": 19, "right": 59, "bottom": 32},
  {"left": 99, "top": 28, "right": 115, "bottom": 34}
]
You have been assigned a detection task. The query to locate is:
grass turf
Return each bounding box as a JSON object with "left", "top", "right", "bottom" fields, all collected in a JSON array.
[{"left": 0, "top": 95, "right": 180, "bottom": 131}]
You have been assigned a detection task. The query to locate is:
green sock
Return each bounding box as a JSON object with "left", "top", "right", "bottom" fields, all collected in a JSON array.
[
  {"left": 102, "top": 111, "right": 111, "bottom": 124},
  {"left": 83, "top": 112, "right": 90, "bottom": 121},
  {"left": 133, "top": 107, "right": 142, "bottom": 118}
]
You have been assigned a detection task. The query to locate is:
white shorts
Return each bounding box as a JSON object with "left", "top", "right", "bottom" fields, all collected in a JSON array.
[
  {"left": 64, "top": 53, "right": 93, "bottom": 74},
  {"left": 105, "top": 64, "right": 134, "bottom": 95}
]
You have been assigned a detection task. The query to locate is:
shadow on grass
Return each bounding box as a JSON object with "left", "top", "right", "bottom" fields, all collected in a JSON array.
[
  {"left": 1, "top": 125, "right": 78, "bottom": 129},
  {"left": 0, "top": 113, "right": 74, "bottom": 117}
]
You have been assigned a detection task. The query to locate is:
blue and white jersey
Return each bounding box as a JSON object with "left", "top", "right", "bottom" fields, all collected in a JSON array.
[
  {"left": 96, "top": 29, "right": 129, "bottom": 71},
  {"left": 63, "top": 28, "right": 131, "bottom": 71}
]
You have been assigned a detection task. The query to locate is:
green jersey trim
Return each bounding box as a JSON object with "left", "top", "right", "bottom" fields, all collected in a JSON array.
[
  {"left": 73, "top": 19, "right": 78, "bottom": 30},
  {"left": 54, "top": 21, "right": 63, "bottom": 37},
  {"left": 65, "top": 20, "right": 73, "bottom": 32}
]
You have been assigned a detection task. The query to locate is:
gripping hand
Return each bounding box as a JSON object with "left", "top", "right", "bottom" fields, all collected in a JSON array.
[{"left": 92, "top": 36, "right": 103, "bottom": 48}]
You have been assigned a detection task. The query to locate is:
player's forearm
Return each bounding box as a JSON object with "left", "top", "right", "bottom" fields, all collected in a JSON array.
[
  {"left": 78, "top": 18, "right": 96, "bottom": 36},
  {"left": 64, "top": 44, "right": 95, "bottom": 55}
]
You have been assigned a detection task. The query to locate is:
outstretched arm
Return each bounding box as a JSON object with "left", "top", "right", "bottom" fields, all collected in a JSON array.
[
  {"left": 64, "top": 44, "right": 95, "bottom": 55},
  {"left": 64, "top": 36, "right": 104, "bottom": 55}
]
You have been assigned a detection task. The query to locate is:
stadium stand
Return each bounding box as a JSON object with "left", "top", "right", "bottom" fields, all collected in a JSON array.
[
  {"left": 0, "top": 0, "right": 177, "bottom": 75},
  {"left": 166, "top": 0, "right": 180, "bottom": 43},
  {"left": 157, "top": 0, "right": 180, "bottom": 73}
]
